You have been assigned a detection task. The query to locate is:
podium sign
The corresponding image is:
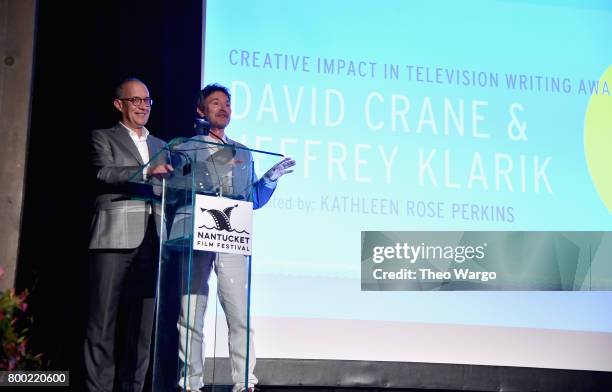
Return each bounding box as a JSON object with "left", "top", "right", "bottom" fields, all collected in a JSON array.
[{"left": 193, "top": 194, "right": 253, "bottom": 255}]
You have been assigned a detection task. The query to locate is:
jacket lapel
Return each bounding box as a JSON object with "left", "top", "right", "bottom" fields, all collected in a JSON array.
[
  {"left": 147, "top": 137, "right": 167, "bottom": 166},
  {"left": 226, "top": 137, "right": 250, "bottom": 197},
  {"left": 147, "top": 138, "right": 157, "bottom": 165},
  {"left": 112, "top": 123, "right": 145, "bottom": 165}
]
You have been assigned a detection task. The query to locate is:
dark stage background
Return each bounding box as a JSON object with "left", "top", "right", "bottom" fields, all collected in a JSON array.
[{"left": 16, "top": 1, "right": 202, "bottom": 389}]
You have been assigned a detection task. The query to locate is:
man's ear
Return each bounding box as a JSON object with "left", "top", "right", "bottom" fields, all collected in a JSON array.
[
  {"left": 196, "top": 106, "right": 206, "bottom": 118},
  {"left": 113, "top": 99, "right": 123, "bottom": 112}
]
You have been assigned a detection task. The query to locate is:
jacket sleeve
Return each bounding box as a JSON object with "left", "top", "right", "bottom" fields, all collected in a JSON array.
[{"left": 251, "top": 169, "right": 276, "bottom": 209}]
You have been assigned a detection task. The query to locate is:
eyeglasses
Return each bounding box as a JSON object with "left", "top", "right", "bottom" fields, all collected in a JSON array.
[{"left": 119, "top": 96, "right": 154, "bottom": 106}]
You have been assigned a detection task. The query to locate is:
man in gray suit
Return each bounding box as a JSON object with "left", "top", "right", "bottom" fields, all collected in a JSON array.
[
  {"left": 84, "top": 78, "right": 173, "bottom": 392},
  {"left": 175, "top": 84, "right": 295, "bottom": 392}
]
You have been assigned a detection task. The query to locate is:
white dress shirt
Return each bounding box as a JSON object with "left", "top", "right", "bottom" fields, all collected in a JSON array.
[{"left": 120, "top": 122, "right": 150, "bottom": 180}]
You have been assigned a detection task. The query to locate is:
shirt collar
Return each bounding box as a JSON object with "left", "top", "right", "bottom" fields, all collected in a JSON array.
[
  {"left": 120, "top": 122, "right": 149, "bottom": 140},
  {"left": 198, "top": 133, "right": 227, "bottom": 144}
]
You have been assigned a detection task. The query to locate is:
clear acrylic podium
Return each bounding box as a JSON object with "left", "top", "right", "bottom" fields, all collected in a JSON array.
[{"left": 130, "top": 137, "right": 282, "bottom": 391}]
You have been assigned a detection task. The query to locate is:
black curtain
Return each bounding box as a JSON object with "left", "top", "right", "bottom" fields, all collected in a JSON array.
[{"left": 17, "top": 1, "right": 202, "bottom": 389}]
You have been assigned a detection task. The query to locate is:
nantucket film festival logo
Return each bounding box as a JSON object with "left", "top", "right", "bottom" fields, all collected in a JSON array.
[{"left": 193, "top": 194, "right": 253, "bottom": 255}]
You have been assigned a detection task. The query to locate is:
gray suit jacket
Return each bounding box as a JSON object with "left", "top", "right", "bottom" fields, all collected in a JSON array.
[
  {"left": 89, "top": 123, "right": 167, "bottom": 249},
  {"left": 167, "top": 135, "right": 276, "bottom": 241}
]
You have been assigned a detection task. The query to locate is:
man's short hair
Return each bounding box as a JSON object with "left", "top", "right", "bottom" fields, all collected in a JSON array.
[
  {"left": 115, "top": 77, "right": 145, "bottom": 99},
  {"left": 197, "top": 83, "right": 231, "bottom": 108}
]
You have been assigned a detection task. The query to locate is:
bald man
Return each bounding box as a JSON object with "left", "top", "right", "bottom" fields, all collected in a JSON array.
[{"left": 84, "top": 78, "right": 173, "bottom": 392}]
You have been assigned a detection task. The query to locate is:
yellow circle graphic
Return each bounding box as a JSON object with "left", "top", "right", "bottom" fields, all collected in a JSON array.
[{"left": 584, "top": 65, "right": 612, "bottom": 213}]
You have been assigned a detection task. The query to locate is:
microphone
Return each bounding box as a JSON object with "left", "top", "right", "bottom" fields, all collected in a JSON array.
[
  {"left": 194, "top": 117, "right": 211, "bottom": 135},
  {"left": 195, "top": 116, "right": 228, "bottom": 146}
]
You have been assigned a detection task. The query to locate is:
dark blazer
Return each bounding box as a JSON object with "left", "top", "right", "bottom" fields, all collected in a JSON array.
[{"left": 89, "top": 123, "right": 167, "bottom": 249}]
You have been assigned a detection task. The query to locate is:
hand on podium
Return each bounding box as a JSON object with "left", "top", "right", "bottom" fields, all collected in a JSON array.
[
  {"left": 146, "top": 163, "right": 174, "bottom": 180},
  {"left": 263, "top": 157, "right": 296, "bottom": 182}
]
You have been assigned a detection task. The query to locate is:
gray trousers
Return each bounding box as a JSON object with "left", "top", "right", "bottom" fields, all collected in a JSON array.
[{"left": 178, "top": 251, "right": 257, "bottom": 391}]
